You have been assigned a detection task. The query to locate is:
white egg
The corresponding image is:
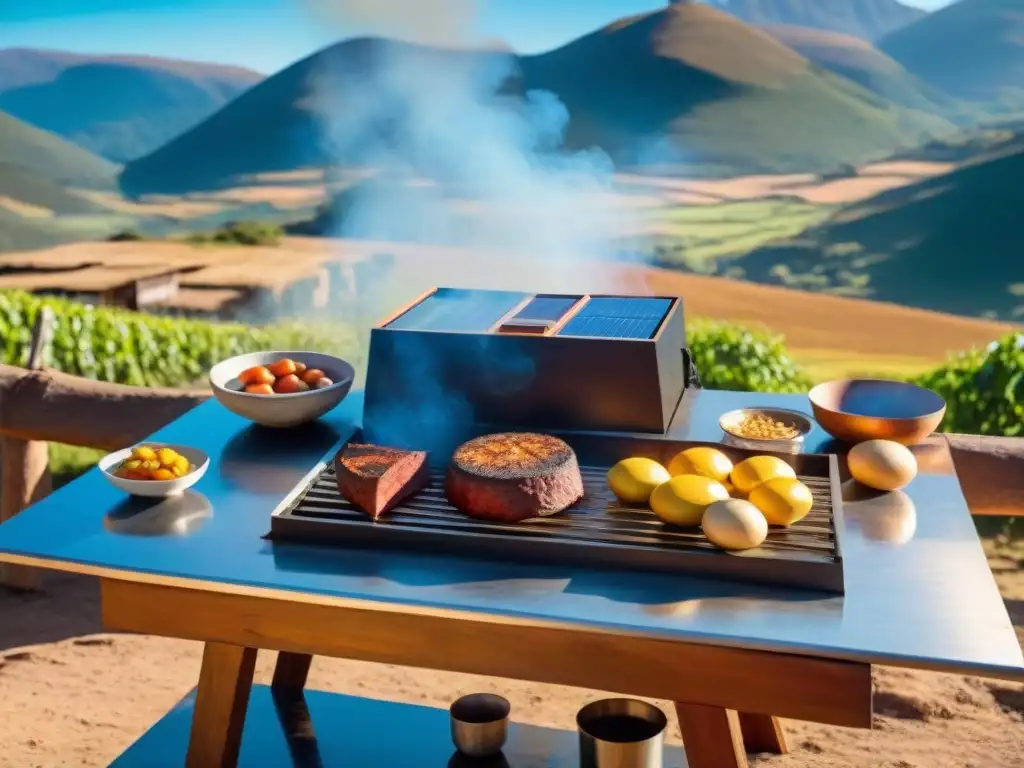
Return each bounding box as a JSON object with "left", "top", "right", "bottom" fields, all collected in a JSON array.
[
  {"left": 848, "top": 440, "right": 918, "bottom": 491},
  {"left": 702, "top": 499, "right": 768, "bottom": 551}
]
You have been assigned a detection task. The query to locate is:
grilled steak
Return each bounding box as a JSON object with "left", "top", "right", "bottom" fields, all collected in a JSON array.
[
  {"left": 335, "top": 443, "right": 429, "bottom": 520},
  {"left": 445, "top": 433, "right": 584, "bottom": 522}
]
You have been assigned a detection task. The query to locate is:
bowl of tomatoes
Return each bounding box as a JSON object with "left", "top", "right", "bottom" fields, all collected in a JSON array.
[{"left": 208, "top": 351, "right": 355, "bottom": 427}]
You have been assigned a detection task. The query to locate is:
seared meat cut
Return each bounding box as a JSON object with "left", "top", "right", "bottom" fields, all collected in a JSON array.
[
  {"left": 335, "top": 443, "right": 429, "bottom": 520},
  {"left": 445, "top": 433, "right": 584, "bottom": 522}
]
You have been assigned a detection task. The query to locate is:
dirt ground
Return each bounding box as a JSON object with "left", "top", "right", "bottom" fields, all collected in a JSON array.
[{"left": 1, "top": 540, "right": 1021, "bottom": 768}]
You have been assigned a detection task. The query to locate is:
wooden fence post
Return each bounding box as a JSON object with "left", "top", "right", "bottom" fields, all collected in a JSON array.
[{"left": 0, "top": 307, "right": 55, "bottom": 590}]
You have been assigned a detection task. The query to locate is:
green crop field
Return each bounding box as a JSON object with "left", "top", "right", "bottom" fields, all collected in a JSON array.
[{"left": 641, "top": 200, "right": 835, "bottom": 272}]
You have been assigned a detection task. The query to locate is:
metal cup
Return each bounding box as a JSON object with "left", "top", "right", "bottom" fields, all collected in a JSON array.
[
  {"left": 577, "top": 698, "right": 667, "bottom": 768},
  {"left": 450, "top": 693, "right": 510, "bottom": 758}
]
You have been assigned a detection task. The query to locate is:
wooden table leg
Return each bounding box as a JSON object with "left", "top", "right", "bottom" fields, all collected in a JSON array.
[
  {"left": 186, "top": 642, "right": 258, "bottom": 768},
  {"left": 675, "top": 702, "right": 748, "bottom": 768},
  {"left": 272, "top": 651, "right": 313, "bottom": 696},
  {"left": 738, "top": 713, "right": 788, "bottom": 754}
]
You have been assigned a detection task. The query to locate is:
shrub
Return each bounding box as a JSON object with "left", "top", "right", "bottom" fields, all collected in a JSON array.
[
  {"left": 107, "top": 229, "right": 145, "bottom": 242},
  {"left": 687, "top": 319, "right": 813, "bottom": 394},
  {"left": 913, "top": 332, "right": 1024, "bottom": 437},
  {"left": 186, "top": 221, "right": 283, "bottom": 247},
  {"left": 0, "top": 290, "right": 360, "bottom": 388}
]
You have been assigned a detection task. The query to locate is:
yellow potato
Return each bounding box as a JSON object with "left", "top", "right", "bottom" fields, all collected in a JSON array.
[
  {"left": 748, "top": 477, "right": 814, "bottom": 527},
  {"left": 607, "top": 458, "right": 672, "bottom": 504},
  {"left": 650, "top": 474, "right": 730, "bottom": 527},
  {"left": 666, "top": 446, "right": 733, "bottom": 484},
  {"left": 152, "top": 468, "right": 176, "bottom": 481},
  {"left": 730, "top": 455, "right": 796, "bottom": 495}
]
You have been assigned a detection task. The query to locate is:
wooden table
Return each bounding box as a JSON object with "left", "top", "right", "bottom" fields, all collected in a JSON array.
[{"left": 0, "top": 389, "right": 1021, "bottom": 768}]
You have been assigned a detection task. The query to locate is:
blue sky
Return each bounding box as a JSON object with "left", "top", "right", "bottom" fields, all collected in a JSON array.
[{"left": 1, "top": 0, "right": 955, "bottom": 74}]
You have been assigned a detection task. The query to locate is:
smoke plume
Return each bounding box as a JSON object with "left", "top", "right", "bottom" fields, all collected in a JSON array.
[{"left": 305, "top": 0, "right": 643, "bottom": 304}]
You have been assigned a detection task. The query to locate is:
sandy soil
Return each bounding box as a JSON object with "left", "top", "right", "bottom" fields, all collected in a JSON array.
[
  {"left": 614, "top": 161, "right": 953, "bottom": 206},
  {"left": 0, "top": 540, "right": 1020, "bottom": 768},
  {"left": 0, "top": 196, "right": 54, "bottom": 218},
  {"left": 72, "top": 190, "right": 226, "bottom": 219}
]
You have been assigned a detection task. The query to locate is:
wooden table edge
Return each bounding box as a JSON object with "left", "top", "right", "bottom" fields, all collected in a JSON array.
[{"left": 4, "top": 551, "right": 1021, "bottom": 683}]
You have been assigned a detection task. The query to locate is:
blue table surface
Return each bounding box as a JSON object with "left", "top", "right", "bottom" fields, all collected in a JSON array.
[{"left": 1, "top": 388, "right": 1021, "bottom": 679}]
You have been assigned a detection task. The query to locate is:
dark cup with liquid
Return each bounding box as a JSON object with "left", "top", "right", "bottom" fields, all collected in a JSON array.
[{"left": 577, "top": 698, "right": 667, "bottom": 768}]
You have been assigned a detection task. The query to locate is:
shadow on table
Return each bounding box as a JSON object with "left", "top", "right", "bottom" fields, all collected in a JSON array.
[
  {"left": 268, "top": 539, "right": 833, "bottom": 612},
  {"left": 104, "top": 491, "right": 214, "bottom": 538},
  {"left": 221, "top": 421, "right": 346, "bottom": 496}
]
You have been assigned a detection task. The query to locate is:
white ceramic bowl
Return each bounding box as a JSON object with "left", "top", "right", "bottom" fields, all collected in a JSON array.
[
  {"left": 208, "top": 351, "right": 355, "bottom": 428},
  {"left": 100, "top": 443, "right": 210, "bottom": 498}
]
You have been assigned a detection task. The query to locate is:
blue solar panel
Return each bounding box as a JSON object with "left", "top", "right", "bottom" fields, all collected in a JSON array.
[
  {"left": 386, "top": 289, "right": 528, "bottom": 333},
  {"left": 557, "top": 297, "right": 672, "bottom": 340},
  {"left": 514, "top": 296, "right": 580, "bottom": 324}
]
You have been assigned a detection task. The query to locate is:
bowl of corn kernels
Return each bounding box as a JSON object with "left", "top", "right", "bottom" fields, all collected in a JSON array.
[
  {"left": 718, "top": 408, "right": 813, "bottom": 453},
  {"left": 99, "top": 443, "right": 210, "bottom": 498}
]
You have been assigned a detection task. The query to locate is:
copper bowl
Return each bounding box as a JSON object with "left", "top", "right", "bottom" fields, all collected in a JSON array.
[{"left": 808, "top": 379, "right": 946, "bottom": 446}]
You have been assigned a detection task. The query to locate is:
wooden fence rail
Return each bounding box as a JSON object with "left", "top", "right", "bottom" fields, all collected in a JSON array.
[{"left": 0, "top": 360, "right": 1021, "bottom": 589}]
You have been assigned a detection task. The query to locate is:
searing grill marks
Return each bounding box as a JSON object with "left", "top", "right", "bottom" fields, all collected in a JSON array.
[{"left": 450, "top": 433, "right": 578, "bottom": 479}]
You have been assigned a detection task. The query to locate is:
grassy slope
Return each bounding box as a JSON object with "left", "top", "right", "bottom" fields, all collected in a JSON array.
[
  {"left": 644, "top": 199, "right": 834, "bottom": 270},
  {"left": 0, "top": 111, "right": 118, "bottom": 189},
  {"left": 738, "top": 145, "right": 1024, "bottom": 320},
  {"left": 122, "top": 5, "right": 950, "bottom": 195},
  {"left": 0, "top": 51, "right": 263, "bottom": 163},
  {"left": 878, "top": 0, "right": 1024, "bottom": 101},
  {"left": 0, "top": 163, "right": 110, "bottom": 215}
]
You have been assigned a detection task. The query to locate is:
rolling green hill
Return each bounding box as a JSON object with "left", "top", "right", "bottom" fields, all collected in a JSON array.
[
  {"left": 737, "top": 146, "right": 1024, "bottom": 320},
  {"left": 878, "top": 0, "right": 1024, "bottom": 102},
  {"left": 0, "top": 111, "right": 118, "bottom": 189},
  {"left": 120, "top": 4, "right": 952, "bottom": 195},
  {"left": 519, "top": 4, "right": 952, "bottom": 170},
  {"left": 706, "top": 0, "right": 926, "bottom": 40},
  {"left": 0, "top": 49, "right": 263, "bottom": 163}
]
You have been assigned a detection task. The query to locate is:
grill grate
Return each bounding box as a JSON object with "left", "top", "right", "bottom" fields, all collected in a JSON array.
[{"left": 272, "top": 461, "right": 844, "bottom": 593}]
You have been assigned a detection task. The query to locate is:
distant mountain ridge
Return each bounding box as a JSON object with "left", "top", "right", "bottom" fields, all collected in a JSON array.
[
  {"left": 699, "top": 0, "right": 927, "bottom": 40},
  {"left": 120, "top": 3, "right": 952, "bottom": 195},
  {"left": 0, "top": 49, "right": 263, "bottom": 163},
  {"left": 762, "top": 25, "right": 959, "bottom": 115},
  {"left": 878, "top": 0, "right": 1024, "bottom": 101}
]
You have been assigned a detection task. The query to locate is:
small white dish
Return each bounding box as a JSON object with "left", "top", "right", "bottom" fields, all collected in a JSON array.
[
  {"left": 208, "top": 350, "right": 355, "bottom": 428},
  {"left": 719, "top": 407, "right": 812, "bottom": 455},
  {"left": 99, "top": 443, "right": 210, "bottom": 498}
]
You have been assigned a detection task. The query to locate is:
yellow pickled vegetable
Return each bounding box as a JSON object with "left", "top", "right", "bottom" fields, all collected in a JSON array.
[
  {"left": 132, "top": 446, "right": 157, "bottom": 461},
  {"left": 156, "top": 448, "right": 180, "bottom": 467}
]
